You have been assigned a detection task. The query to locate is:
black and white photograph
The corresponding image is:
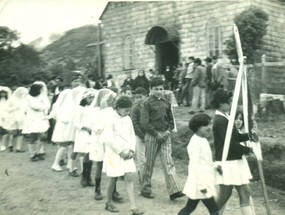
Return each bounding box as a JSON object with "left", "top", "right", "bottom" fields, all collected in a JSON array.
[{"left": 0, "top": 0, "right": 285, "bottom": 214}]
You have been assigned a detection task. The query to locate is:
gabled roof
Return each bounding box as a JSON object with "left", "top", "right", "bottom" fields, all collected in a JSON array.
[{"left": 99, "top": 2, "right": 111, "bottom": 20}]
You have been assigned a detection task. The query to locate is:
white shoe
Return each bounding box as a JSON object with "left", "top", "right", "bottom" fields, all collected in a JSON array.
[
  {"left": 51, "top": 164, "right": 64, "bottom": 172},
  {"left": 0, "top": 146, "right": 6, "bottom": 151}
]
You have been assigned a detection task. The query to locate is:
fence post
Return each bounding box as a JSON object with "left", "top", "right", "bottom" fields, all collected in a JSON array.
[{"left": 261, "top": 54, "right": 267, "bottom": 93}]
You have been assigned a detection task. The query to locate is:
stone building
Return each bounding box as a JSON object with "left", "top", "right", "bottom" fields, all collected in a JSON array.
[{"left": 98, "top": 0, "right": 285, "bottom": 85}]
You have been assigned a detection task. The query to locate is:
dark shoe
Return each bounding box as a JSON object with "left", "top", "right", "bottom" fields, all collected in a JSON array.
[
  {"left": 199, "top": 109, "right": 205, "bottom": 113},
  {"left": 15, "top": 149, "right": 25, "bottom": 153},
  {"left": 37, "top": 153, "right": 45, "bottom": 160},
  {"left": 141, "top": 190, "right": 154, "bottom": 199},
  {"left": 188, "top": 111, "right": 195, "bottom": 115},
  {"left": 8, "top": 146, "right": 13, "bottom": 152},
  {"left": 105, "top": 203, "right": 119, "bottom": 213},
  {"left": 170, "top": 191, "right": 185, "bottom": 200},
  {"left": 130, "top": 208, "right": 144, "bottom": 215},
  {"left": 59, "top": 159, "right": 66, "bottom": 166},
  {"left": 69, "top": 170, "right": 79, "bottom": 177},
  {"left": 30, "top": 154, "right": 39, "bottom": 162},
  {"left": 94, "top": 189, "right": 103, "bottom": 201},
  {"left": 112, "top": 191, "right": 124, "bottom": 202}
]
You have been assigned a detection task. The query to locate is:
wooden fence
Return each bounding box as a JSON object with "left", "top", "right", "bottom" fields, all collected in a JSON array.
[{"left": 230, "top": 54, "right": 285, "bottom": 102}]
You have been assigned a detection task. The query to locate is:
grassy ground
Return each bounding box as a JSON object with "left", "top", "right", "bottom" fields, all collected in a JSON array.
[{"left": 0, "top": 106, "right": 284, "bottom": 215}]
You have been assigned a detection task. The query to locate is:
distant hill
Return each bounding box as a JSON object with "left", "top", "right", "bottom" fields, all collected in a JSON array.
[
  {"left": 29, "top": 33, "right": 63, "bottom": 51},
  {"left": 40, "top": 25, "right": 100, "bottom": 81}
]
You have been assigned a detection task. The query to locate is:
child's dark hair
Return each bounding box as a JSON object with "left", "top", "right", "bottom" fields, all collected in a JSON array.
[
  {"left": 189, "top": 113, "right": 211, "bottom": 133},
  {"left": 212, "top": 88, "right": 233, "bottom": 109},
  {"left": 29, "top": 84, "right": 43, "bottom": 97},
  {"left": 115, "top": 95, "right": 132, "bottom": 109},
  {"left": 150, "top": 77, "right": 164, "bottom": 88},
  {"left": 0, "top": 90, "right": 8, "bottom": 99},
  {"left": 133, "top": 87, "right": 147, "bottom": 95},
  {"left": 235, "top": 111, "right": 244, "bottom": 128}
]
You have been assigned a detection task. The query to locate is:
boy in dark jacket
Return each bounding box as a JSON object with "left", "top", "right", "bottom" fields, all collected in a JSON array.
[
  {"left": 130, "top": 87, "right": 148, "bottom": 184},
  {"left": 140, "top": 78, "right": 184, "bottom": 200}
]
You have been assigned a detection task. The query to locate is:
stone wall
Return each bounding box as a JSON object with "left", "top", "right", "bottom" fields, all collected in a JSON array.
[
  {"left": 100, "top": 0, "right": 285, "bottom": 87},
  {"left": 252, "top": 0, "right": 285, "bottom": 61}
]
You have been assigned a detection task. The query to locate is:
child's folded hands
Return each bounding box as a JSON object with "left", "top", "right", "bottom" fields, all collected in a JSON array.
[
  {"left": 216, "top": 165, "right": 223, "bottom": 175},
  {"left": 81, "top": 126, "right": 92, "bottom": 135},
  {"left": 119, "top": 149, "right": 130, "bottom": 159}
]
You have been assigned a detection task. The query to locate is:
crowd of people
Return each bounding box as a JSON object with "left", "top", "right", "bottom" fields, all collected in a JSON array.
[{"left": 0, "top": 56, "right": 256, "bottom": 214}]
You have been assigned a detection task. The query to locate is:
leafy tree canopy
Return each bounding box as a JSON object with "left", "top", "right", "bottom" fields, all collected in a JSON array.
[
  {"left": 0, "top": 26, "right": 43, "bottom": 87},
  {"left": 225, "top": 6, "right": 269, "bottom": 64}
]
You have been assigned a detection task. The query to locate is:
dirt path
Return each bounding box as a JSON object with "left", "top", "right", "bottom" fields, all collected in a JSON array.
[{"left": 0, "top": 142, "right": 284, "bottom": 215}]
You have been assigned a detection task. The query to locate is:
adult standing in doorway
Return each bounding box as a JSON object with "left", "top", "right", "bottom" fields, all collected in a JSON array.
[{"left": 133, "top": 70, "right": 150, "bottom": 94}]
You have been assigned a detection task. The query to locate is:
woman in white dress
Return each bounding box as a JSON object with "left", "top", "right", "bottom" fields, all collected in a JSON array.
[
  {"left": 0, "top": 86, "right": 12, "bottom": 151},
  {"left": 103, "top": 96, "right": 144, "bottom": 215},
  {"left": 4, "top": 87, "right": 28, "bottom": 152},
  {"left": 22, "top": 82, "right": 50, "bottom": 161},
  {"left": 178, "top": 114, "right": 219, "bottom": 215}
]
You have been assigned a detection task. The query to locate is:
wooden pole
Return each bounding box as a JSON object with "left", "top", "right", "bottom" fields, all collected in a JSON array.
[
  {"left": 226, "top": 24, "right": 271, "bottom": 215},
  {"left": 257, "top": 161, "right": 272, "bottom": 215},
  {"left": 261, "top": 54, "right": 267, "bottom": 93},
  {"left": 222, "top": 25, "right": 244, "bottom": 162},
  {"left": 97, "top": 23, "right": 102, "bottom": 78}
]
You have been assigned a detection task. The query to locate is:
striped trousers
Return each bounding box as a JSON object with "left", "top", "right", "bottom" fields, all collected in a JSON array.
[{"left": 142, "top": 132, "right": 181, "bottom": 195}]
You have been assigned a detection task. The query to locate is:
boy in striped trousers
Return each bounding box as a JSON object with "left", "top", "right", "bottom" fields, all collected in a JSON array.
[{"left": 140, "top": 77, "right": 185, "bottom": 200}]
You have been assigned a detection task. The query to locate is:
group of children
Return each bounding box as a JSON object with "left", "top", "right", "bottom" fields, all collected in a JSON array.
[{"left": 0, "top": 76, "right": 257, "bottom": 215}]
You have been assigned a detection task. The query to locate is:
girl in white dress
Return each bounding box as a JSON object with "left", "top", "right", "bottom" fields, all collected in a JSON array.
[
  {"left": 22, "top": 82, "right": 50, "bottom": 161},
  {"left": 50, "top": 89, "right": 74, "bottom": 171},
  {"left": 103, "top": 96, "right": 144, "bottom": 215},
  {"left": 4, "top": 87, "right": 28, "bottom": 152},
  {"left": 0, "top": 86, "right": 12, "bottom": 151},
  {"left": 50, "top": 86, "right": 86, "bottom": 176},
  {"left": 73, "top": 88, "right": 97, "bottom": 187},
  {"left": 89, "top": 89, "right": 119, "bottom": 201},
  {"left": 178, "top": 113, "right": 220, "bottom": 215}
]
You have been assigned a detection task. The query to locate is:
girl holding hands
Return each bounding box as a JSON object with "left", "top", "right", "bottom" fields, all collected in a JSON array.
[{"left": 178, "top": 113, "right": 220, "bottom": 215}]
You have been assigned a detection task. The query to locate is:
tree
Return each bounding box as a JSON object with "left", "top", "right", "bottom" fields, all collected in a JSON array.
[
  {"left": 0, "top": 26, "right": 43, "bottom": 87},
  {"left": 225, "top": 7, "right": 269, "bottom": 64},
  {"left": 0, "top": 26, "right": 19, "bottom": 50}
]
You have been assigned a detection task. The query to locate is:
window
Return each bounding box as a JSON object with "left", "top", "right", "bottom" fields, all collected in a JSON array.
[
  {"left": 207, "top": 19, "right": 221, "bottom": 57},
  {"left": 123, "top": 35, "right": 135, "bottom": 70}
]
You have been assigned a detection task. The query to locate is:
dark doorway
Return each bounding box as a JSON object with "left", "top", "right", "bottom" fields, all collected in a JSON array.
[
  {"left": 145, "top": 26, "right": 179, "bottom": 75},
  {"left": 155, "top": 41, "right": 179, "bottom": 74}
]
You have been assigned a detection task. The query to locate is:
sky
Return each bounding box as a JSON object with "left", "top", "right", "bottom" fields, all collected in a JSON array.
[{"left": 0, "top": 0, "right": 108, "bottom": 44}]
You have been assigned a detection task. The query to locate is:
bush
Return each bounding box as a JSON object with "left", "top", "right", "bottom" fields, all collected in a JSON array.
[
  {"left": 263, "top": 162, "right": 285, "bottom": 191},
  {"left": 225, "top": 6, "right": 269, "bottom": 64}
]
